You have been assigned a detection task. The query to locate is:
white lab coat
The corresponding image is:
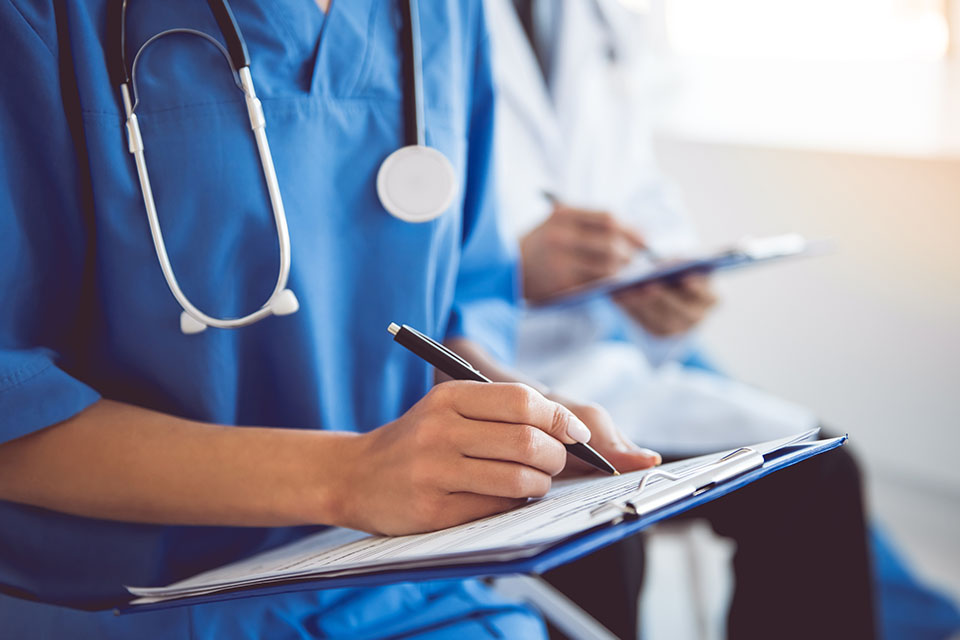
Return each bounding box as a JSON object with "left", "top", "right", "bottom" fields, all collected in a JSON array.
[{"left": 485, "top": 0, "right": 816, "bottom": 454}]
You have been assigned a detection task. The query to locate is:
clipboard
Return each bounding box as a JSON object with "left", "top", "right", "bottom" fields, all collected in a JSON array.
[
  {"left": 120, "top": 431, "right": 844, "bottom": 613},
  {"left": 540, "top": 234, "right": 827, "bottom": 308}
]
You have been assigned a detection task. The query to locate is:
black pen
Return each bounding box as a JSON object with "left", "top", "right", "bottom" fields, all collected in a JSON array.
[
  {"left": 388, "top": 322, "right": 620, "bottom": 475},
  {"left": 541, "top": 190, "right": 662, "bottom": 263}
]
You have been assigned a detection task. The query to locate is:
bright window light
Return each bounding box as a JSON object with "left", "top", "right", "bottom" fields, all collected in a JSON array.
[{"left": 664, "top": 0, "right": 949, "bottom": 62}]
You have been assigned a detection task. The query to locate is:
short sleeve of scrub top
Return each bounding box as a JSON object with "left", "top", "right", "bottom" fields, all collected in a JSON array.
[{"left": 0, "top": 1, "right": 543, "bottom": 638}]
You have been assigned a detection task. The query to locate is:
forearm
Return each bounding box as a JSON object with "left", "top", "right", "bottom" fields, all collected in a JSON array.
[{"left": 0, "top": 400, "right": 360, "bottom": 527}]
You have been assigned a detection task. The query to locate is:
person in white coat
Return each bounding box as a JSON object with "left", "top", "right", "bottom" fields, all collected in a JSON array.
[
  {"left": 486, "top": 0, "right": 820, "bottom": 457},
  {"left": 485, "top": 1, "right": 878, "bottom": 638},
  {"left": 488, "top": 4, "right": 960, "bottom": 640}
]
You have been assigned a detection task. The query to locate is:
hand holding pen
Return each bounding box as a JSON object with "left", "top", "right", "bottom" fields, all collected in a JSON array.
[
  {"left": 346, "top": 354, "right": 593, "bottom": 535},
  {"left": 388, "top": 322, "right": 620, "bottom": 475},
  {"left": 541, "top": 191, "right": 661, "bottom": 263},
  {"left": 522, "top": 192, "right": 658, "bottom": 303}
]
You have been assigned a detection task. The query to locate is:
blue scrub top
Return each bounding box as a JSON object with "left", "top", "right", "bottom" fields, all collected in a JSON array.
[{"left": 0, "top": 1, "right": 538, "bottom": 637}]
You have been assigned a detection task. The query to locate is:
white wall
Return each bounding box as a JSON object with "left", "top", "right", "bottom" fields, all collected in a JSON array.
[{"left": 653, "top": 136, "right": 960, "bottom": 595}]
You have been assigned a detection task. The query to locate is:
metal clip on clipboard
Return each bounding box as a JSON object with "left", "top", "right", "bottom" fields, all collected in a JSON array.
[{"left": 589, "top": 447, "right": 766, "bottom": 524}]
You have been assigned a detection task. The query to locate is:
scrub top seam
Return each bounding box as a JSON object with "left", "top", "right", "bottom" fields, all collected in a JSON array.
[
  {"left": 77, "top": 97, "right": 460, "bottom": 134},
  {"left": 5, "top": 0, "right": 56, "bottom": 59},
  {"left": 76, "top": 94, "right": 421, "bottom": 119},
  {"left": 343, "top": 0, "right": 381, "bottom": 98},
  {"left": 264, "top": 0, "right": 302, "bottom": 52},
  {"left": 0, "top": 362, "right": 53, "bottom": 395}
]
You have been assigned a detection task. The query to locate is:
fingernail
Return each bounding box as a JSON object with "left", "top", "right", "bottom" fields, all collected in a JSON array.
[
  {"left": 632, "top": 445, "right": 662, "bottom": 465},
  {"left": 566, "top": 417, "right": 592, "bottom": 444}
]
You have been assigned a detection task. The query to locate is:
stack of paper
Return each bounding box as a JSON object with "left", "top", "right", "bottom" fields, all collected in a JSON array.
[{"left": 128, "top": 430, "right": 823, "bottom": 605}]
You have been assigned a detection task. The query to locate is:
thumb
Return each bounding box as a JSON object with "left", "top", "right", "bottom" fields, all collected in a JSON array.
[{"left": 606, "top": 440, "right": 661, "bottom": 472}]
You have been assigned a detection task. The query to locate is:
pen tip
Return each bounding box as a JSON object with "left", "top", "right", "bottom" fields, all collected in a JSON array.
[
  {"left": 387, "top": 323, "right": 400, "bottom": 336},
  {"left": 613, "top": 471, "right": 621, "bottom": 476}
]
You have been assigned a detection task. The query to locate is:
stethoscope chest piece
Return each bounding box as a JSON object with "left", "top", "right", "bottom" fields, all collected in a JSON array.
[{"left": 376, "top": 144, "right": 458, "bottom": 223}]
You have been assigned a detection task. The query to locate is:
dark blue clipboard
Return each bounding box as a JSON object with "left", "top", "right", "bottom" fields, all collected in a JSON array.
[
  {"left": 541, "top": 236, "right": 822, "bottom": 308},
  {"left": 120, "top": 436, "right": 845, "bottom": 614}
]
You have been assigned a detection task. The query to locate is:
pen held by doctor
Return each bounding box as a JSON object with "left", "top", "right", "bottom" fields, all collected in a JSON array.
[
  {"left": 541, "top": 190, "right": 661, "bottom": 264},
  {"left": 388, "top": 322, "right": 621, "bottom": 475}
]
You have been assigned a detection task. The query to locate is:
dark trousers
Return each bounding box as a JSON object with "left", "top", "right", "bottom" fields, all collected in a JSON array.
[{"left": 543, "top": 446, "right": 877, "bottom": 639}]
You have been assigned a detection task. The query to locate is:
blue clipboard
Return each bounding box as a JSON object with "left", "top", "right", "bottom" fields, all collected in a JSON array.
[
  {"left": 541, "top": 234, "right": 823, "bottom": 308},
  {"left": 120, "top": 436, "right": 845, "bottom": 614}
]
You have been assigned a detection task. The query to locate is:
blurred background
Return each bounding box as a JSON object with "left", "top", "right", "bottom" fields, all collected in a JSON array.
[{"left": 626, "top": 0, "right": 959, "bottom": 637}]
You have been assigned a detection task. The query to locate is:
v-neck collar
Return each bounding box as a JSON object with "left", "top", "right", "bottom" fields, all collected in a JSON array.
[{"left": 307, "top": 0, "right": 376, "bottom": 96}]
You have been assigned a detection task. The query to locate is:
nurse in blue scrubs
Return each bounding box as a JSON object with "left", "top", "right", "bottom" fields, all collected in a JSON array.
[{"left": 0, "top": 1, "right": 659, "bottom": 637}]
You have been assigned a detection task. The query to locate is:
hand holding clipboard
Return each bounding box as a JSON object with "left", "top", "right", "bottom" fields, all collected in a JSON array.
[{"left": 537, "top": 233, "right": 828, "bottom": 308}]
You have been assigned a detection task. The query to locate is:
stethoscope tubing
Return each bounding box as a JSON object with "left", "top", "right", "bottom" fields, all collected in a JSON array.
[
  {"left": 401, "top": 0, "right": 426, "bottom": 146},
  {"left": 116, "top": 2, "right": 295, "bottom": 332},
  {"left": 114, "top": 0, "right": 440, "bottom": 332},
  {"left": 121, "top": 66, "right": 293, "bottom": 330}
]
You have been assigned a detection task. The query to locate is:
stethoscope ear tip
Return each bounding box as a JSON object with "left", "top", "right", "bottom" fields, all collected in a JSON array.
[
  {"left": 177, "top": 289, "right": 299, "bottom": 334},
  {"left": 180, "top": 312, "right": 209, "bottom": 335},
  {"left": 271, "top": 289, "right": 299, "bottom": 316}
]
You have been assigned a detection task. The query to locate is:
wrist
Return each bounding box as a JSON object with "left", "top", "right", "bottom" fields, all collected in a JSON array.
[{"left": 290, "top": 429, "right": 365, "bottom": 527}]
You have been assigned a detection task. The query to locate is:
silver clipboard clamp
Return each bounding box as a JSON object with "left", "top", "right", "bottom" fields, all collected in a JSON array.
[{"left": 589, "top": 447, "right": 765, "bottom": 524}]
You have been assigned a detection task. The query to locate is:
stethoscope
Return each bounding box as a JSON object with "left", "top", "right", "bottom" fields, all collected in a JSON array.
[{"left": 111, "top": 0, "right": 458, "bottom": 335}]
